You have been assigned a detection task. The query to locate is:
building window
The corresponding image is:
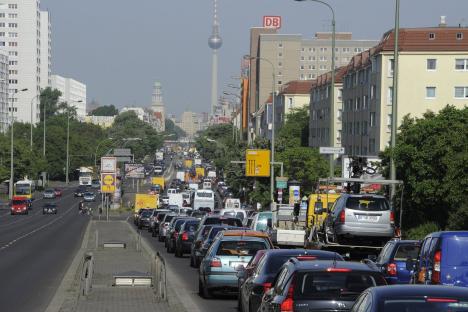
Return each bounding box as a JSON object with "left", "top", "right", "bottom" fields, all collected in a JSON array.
[
  {"left": 455, "top": 59, "right": 468, "bottom": 70},
  {"left": 426, "top": 87, "right": 436, "bottom": 99},
  {"left": 337, "top": 108, "right": 342, "bottom": 120},
  {"left": 370, "top": 112, "right": 376, "bottom": 127},
  {"left": 8, "top": 23, "right": 18, "bottom": 28},
  {"left": 278, "top": 81, "right": 282, "bottom": 85},
  {"left": 0, "top": 13, "right": 4, "bottom": 18},
  {"left": 454, "top": 87, "right": 468, "bottom": 98},
  {"left": 300, "top": 74, "right": 304, "bottom": 80},
  {"left": 277, "top": 71, "right": 282, "bottom": 76},
  {"left": 387, "top": 87, "right": 393, "bottom": 105},
  {"left": 343, "top": 47, "right": 350, "bottom": 53},
  {"left": 388, "top": 59, "right": 394, "bottom": 77},
  {"left": 300, "top": 65, "right": 304, "bottom": 70},
  {"left": 456, "top": 32, "right": 463, "bottom": 40},
  {"left": 429, "top": 33, "right": 435, "bottom": 40},
  {"left": 278, "top": 61, "right": 282, "bottom": 67},
  {"left": 301, "top": 56, "right": 305, "bottom": 61},
  {"left": 278, "top": 52, "right": 283, "bottom": 57},
  {"left": 362, "top": 121, "right": 368, "bottom": 135},
  {"left": 319, "top": 56, "right": 327, "bottom": 62},
  {"left": 278, "top": 42, "right": 283, "bottom": 48},
  {"left": 369, "top": 139, "right": 376, "bottom": 153},
  {"left": 363, "top": 95, "right": 368, "bottom": 109},
  {"left": 320, "top": 47, "right": 327, "bottom": 52},
  {"left": 288, "top": 97, "right": 293, "bottom": 109},
  {"left": 371, "top": 85, "right": 376, "bottom": 99},
  {"left": 427, "top": 59, "right": 437, "bottom": 70},
  {"left": 8, "top": 4, "right": 18, "bottom": 9}
]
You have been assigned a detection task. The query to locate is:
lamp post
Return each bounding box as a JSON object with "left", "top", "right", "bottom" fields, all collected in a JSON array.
[
  {"left": 9, "top": 88, "right": 29, "bottom": 199},
  {"left": 94, "top": 137, "right": 114, "bottom": 168},
  {"left": 43, "top": 94, "right": 46, "bottom": 157},
  {"left": 295, "top": 0, "right": 336, "bottom": 177},
  {"left": 66, "top": 100, "right": 83, "bottom": 184},
  {"left": 249, "top": 56, "right": 276, "bottom": 204},
  {"left": 390, "top": 0, "right": 400, "bottom": 201}
]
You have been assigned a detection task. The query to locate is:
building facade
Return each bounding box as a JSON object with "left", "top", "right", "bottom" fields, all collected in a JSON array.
[
  {"left": 51, "top": 75, "right": 87, "bottom": 118},
  {"left": 0, "top": 1, "right": 50, "bottom": 124},
  {"left": 150, "top": 81, "right": 165, "bottom": 132},
  {"left": 341, "top": 26, "right": 468, "bottom": 156},
  {"left": 178, "top": 111, "right": 201, "bottom": 138},
  {"left": 0, "top": 50, "right": 8, "bottom": 132},
  {"left": 40, "top": 10, "right": 51, "bottom": 90}
]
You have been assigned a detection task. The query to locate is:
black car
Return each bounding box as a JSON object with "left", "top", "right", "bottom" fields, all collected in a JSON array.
[
  {"left": 137, "top": 209, "right": 153, "bottom": 229},
  {"left": 164, "top": 216, "right": 192, "bottom": 249},
  {"left": 175, "top": 219, "right": 200, "bottom": 257},
  {"left": 166, "top": 217, "right": 196, "bottom": 253},
  {"left": 43, "top": 203, "right": 58, "bottom": 214},
  {"left": 190, "top": 225, "right": 213, "bottom": 267},
  {"left": 134, "top": 208, "right": 152, "bottom": 226},
  {"left": 74, "top": 186, "right": 87, "bottom": 197},
  {"left": 351, "top": 285, "right": 468, "bottom": 312},
  {"left": 259, "top": 260, "right": 387, "bottom": 312},
  {"left": 239, "top": 249, "right": 345, "bottom": 312}
]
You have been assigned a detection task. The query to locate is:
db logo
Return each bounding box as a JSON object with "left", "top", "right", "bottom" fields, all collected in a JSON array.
[{"left": 263, "top": 16, "right": 282, "bottom": 29}]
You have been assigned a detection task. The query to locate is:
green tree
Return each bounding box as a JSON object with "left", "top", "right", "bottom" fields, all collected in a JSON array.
[
  {"left": 90, "top": 105, "right": 119, "bottom": 116},
  {"left": 164, "top": 118, "right": 186, "bottom": 140},
  {"left": 39, "top": 87, "right": 62, "bottom": 120}
]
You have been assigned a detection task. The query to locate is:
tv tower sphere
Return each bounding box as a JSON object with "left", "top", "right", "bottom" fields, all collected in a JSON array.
[{"left": 208, "top": 33, "right": 222, "bottom": 50}]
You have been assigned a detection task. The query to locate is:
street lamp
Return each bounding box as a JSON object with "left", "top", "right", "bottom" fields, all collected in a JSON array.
[
  {"left": 390, "top": 0, "right": 400, "bottom": 201},
  {"left": 66, "top": 100, "right": 83, "bottom": 184},
  {"left": 94, "top": 137, "right": 114, "bottom": 168},
  {"left": 9, "top": 88, "right": 28, "bottom": 199},
  {"left": 295, "top": 0, "right": 336, "bottom": 177},
  {"left": 249, "top": 56, "right": 276, "bottom": 204}
]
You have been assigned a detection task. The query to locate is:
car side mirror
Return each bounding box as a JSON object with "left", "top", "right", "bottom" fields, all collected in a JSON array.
[{"left": 267, "top": 218, "right": 273, "bottom": 229}]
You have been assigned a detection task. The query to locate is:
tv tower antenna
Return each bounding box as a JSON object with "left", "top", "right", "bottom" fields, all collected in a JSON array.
[{"left": 208, "top": 0, "right": 222, "bottom": 116}]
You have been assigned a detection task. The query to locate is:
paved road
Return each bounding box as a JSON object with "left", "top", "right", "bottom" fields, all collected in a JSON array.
[{"left": 0, "top": 187, "right": 90, "bottom": 312}]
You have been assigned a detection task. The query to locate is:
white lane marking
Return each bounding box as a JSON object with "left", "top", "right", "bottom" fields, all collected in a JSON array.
[{"left": 0, "top": 201, "right": 78, "bottom": 251}]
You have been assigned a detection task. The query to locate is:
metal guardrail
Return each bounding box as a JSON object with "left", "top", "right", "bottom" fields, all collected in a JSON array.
[
  {"left": 151, "top": 251, "right": 167, "bottom": 301},
  {"left": 81, "top": 252, "right": 94, "bottom": 296}
]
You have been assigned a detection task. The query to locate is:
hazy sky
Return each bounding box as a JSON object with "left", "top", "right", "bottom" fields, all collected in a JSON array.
[{"left": 41, "top": 0, "right": 467, "bottom": 117}]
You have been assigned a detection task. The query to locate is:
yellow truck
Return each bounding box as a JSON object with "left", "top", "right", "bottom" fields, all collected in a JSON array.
[
  {"left": 134, "top": 193, "right": 159, "bottom": 211},
  {"left": 306, "top": 193, "right": 341, "bottom": 230},
  {"left": 184, "top": 159, "right": 193, "bottom": 169},
  {"left": 151, "top": 176, "right": 165, "bottom": 191},
  {"left": 195, "top": 167, "right": 205, "bottom": 179}
]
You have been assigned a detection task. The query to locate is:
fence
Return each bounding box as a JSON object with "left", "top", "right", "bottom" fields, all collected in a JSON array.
[
  {"left": 151, "top": 251, "right": 167, "bottom": 301},
  {"left": 81, "top": 252, "right": 94, "bottom": 296}
]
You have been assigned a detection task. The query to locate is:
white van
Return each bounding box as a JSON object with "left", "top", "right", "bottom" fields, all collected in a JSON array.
[
  {"left": 224, "top": 198, "right": 241, "bottom": 209},
  {"left": 218, "top": 208, "right": 247, "bottom": 221},
  {"left": 193, "top": 190, "right": 214, "bottom": 211}
]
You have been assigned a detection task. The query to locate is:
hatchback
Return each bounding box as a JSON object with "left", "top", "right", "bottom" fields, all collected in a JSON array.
[
  {"left": 158, "top": 214, "right": 177, "bottom": 242},
  {"left": 190, "top": 225, "right": 214, "bottom": 267},
  {"left": 351, "top": 285, "right": 468, "bottom": 312},
  {"left": 324, "top": 194, "right": 395, "bottom": 245},
  {"left": 259, "top": 260, "right": 386, "bottom": 312},
  {"left": 239, "top": 250, "right": 344, "bottom": 312},
  {"left": 199, "top": 230, "right": 273, "bottom": 298},
  {"left": 83, "top": 192, "right": 96, "bottom": 202},
  {"left": 165, "top": 217, "right": 195, "bottom": 252},
  {"left": 175, "top": 219, "right": 200, "bottom": 257}
]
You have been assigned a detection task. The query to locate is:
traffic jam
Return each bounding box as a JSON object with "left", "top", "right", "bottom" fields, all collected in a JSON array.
[{"left": 133, "top": 149, "right": 468, "bottom": 312}]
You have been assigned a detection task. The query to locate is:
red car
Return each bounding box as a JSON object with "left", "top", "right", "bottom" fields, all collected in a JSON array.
[
  {"left": 11, "top": 196, "right": 29, "bottom": 215},
  {"left": 54, "top": 188, "right": 62, "bottom": 197}
]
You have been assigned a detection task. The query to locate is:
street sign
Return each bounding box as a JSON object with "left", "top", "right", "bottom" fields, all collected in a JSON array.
[
  {"left": 263, "top": 16, "right": 282, "bottom": 29},
  {"left": 101, "top": 157, "right": 117, "bottom": 173},
  {"left": 101, "top": 173, "right": 116, "bottom": 193},
  {"left": 289, "top": 185, "right": 300, "bottom": 205},
  {"left": 124, "top": 163, "right": 145, "bottom": 179},
  {"left": 319, "top": 147, "right": 345, "bottom": 155},
  {"left": 246, "top": 149, "right": 270, "bottom": 177},
  {"left": 276, "top": 177, "right": 288, "bottom": 189}
]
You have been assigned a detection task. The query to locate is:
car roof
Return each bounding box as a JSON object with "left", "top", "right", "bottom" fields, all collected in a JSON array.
[
  {"left": 263, "top": 249, "right": 343, "bottom": 259},
  {"left": 340, "top": 193, "right": 387, "bottom": 199},
  {"left": 387, "top": 239, "right": 420, "bottom": 245},
  {"left": 367, "top": 285, "right": 468, "bottom": 298},
  {"left": 425, "top": 231, "right": 468, "bottom": 238},
  {"left": 221, "top": 230, "right": 270, "bottom": 238},
  {"left": 289, "top": 260, "right": 378, "bottom": 272}
]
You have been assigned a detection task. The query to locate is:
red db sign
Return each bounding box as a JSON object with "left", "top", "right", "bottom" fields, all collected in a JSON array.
[{"left": 263, "top": 16, "right": 282, "bottom": 29}]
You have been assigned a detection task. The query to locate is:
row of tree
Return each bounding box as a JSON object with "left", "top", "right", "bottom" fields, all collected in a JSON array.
[
  {"left": 196, "top": 105, "right": 468, "bottom": 234},
  {"left": 0, "top": 88, "right": 182, "bottom": 183}
]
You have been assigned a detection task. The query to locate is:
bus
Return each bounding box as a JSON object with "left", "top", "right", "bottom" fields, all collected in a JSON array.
[
  {"left": 79, "top": 167, "right": 93, "bottom": 186},
  {"left": 193, "top": 189, "right": 214, "bottom": 211},
  {"left": 14, "top": 178, "right": 36, "bottom": 202}
]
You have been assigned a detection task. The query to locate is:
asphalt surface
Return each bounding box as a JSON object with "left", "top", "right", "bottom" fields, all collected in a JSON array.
[{"left": 0, "top": 187, "right": 91, "bottom": 312}]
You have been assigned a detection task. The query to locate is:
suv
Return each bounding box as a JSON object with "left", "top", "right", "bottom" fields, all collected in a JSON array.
[
  {"left": 324, "top": 194, "right": 395, "bottom": 246},
  {"left": 412, "top": 231, "right": 468, "bottom": 287},
  {"left": 259, "top": 260, "right": 387, "bottom": 312},
  {"left": 366, "top": 239, "right": 420, "bottom": 284}
]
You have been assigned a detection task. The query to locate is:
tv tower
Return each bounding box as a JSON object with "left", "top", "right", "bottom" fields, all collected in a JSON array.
[{"left": 208, "top": 0, "right": 222, "bottom": 116}]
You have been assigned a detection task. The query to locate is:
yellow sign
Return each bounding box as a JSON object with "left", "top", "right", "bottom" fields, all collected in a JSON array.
[
  {"left": 101, "top": 173, "right": 116, "bottom": 193},
  {"left": 135, "top": 194, "right": 158, "bottom": 211},
  {"left": 246, "top": 149, "right": 270, "bottom": 177}
]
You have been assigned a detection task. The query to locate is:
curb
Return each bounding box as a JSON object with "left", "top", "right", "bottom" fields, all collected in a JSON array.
[
  {"left": 45, "top": 220, "right": 92, "bottom": 312},
  {"left": 125, "top": 222, "right": 202, "bottom": 312}
]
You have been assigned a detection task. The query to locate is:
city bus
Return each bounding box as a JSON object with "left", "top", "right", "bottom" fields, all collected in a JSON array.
[{"left": 14, "top": 178, "right": 36, "bottom": 202}]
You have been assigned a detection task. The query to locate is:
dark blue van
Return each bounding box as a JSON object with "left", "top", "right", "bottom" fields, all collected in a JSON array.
[{"left": 414, "top": 231, "right": 468, "bottom": 287}]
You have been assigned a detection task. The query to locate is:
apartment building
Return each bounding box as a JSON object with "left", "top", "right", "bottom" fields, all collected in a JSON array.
[
  {"left": 51, "top": 75, "right": 87, "bottom": 119},
  {"left": 0, "top": 49, "right": 7, "bottom": 132},
  {"left": 341, "top": 26, "right": 468, "bottom": 156},
  {"left": 0, "top": 1, "right": 51, "bottom": 124}
]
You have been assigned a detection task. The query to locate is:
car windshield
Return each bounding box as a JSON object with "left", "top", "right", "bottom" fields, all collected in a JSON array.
[
  {"left": 141, "top": 211, "right": 152, "bottom": 217},
  {"left": 216, "top": 240, "right": 267, "bottom": 256},
  {"left": 44, "top": 204, "right": 56, "bottom": 208},
  {"left": 13, "top": 200, "right": 27, "bottom": 205},
  {"left": 345, "top": 197, "right": 390, "bottom": 211},
  {"left": 295, "top": 272, "right": 385, "bottom": 300},
  {"left": 196, "top": 192, "right": 212, "bottom": 198},
  {"left": 383, "top": 299, "right": 468, "bottom": 312},
  {"left": 45, "top": 189, "right": 54, "bottom": 193}
]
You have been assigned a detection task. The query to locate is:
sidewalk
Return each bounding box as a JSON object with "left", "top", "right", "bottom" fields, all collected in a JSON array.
[{"left": 50, "top": 220, "right": 175, "bottom": 312}]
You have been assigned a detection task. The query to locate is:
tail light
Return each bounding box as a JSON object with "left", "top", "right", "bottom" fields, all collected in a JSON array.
[
  {"left": 339, "top": 210, "right": 345, "bottom": 223},
  {"left": 182, "top": 232, "right": 189, "bottom": 241},
  {"left": 387, "top": 262, "right": 397, "bottom": 276},
  {"left": 390, "top": 211, "right": 395, "bottom": 225},
  {"left": 432, "top": 250, "right": 441, "bottom": 284},
  {"left": 326, "top": 268, "right": 351, "bottom": 272},
  {"left": 262, "top": 282, "right": 272, "bottom": 293},
  {"left": 296, "top": 255, "right": 317, "bottom": 261},
  {"left": 427, "top": 298, "right": 457, "bottom": 303},
  {"left": 280, "top": 277, "right": 295, "bottom": 312},
  {"left": 210, "top": 258, "right": 222, "bottom": 267}
]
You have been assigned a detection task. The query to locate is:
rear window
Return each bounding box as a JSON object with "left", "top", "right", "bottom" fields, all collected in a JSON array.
[
  {"left": 184, "top": 221, "right": 199, "bottom": 232},
  {"left": 445, "top": 236, "right": 468, "bottom": 266},
  {"left": 141, "top": 211, "right": 152, "bottom": 217},
  {"left": 216, "top": 240, "right": 267, "bottom": 256},
  {"left": 204, "top": 217, "right": 222, "bottom": 225},
  {"left": 157, "top": 213, "right": 167, "bottom": 221},
  {"left": 345, "top": 197, "right": 390, "bottom": 211},
  {"left": 223, "top": 211, "right": 245, "bottom": 220},
  {"left": 164, "top": 215, "right": 175, "bottom": 223},
  {"left": 394, "top": 244, "right": 420, "bottom": 261},
  {"left": 175, "top": 219, "right": 187, "bottom": 231},
  {"left": 383, "top": 299, "right": 468, "bottom": 312},
  {"left": 209, "top": 227, "right": 229, "bottom": 239},
  {"left": 295, "top": 272, "right": 385, "bottom": 301},
  {"left": 221, "top": 219, "right": 243, "bottom": 227},
  {"left": 265, "top": 254, "right": 339, "bottom": 275},
  {"left": 196, "top": 192, "right": 213, "bottom": 198}
]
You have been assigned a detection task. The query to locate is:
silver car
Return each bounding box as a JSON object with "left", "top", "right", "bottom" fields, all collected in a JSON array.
[
  {"left": 324, "top": 194, "right": 395, "bottom": 246},
  {"left": 43, "top": 188, "right": 56, "bottom": 199}
]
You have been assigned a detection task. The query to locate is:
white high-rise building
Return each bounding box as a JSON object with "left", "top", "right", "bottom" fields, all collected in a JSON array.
[
  {"left": 0, "top": 1, "right": 51, "bottom": 125},
  {"left": 0, "top": 50, "right": 8, "bottom": 132},
  {"left": 51, "top": 75, "right": 87, "bottom": 119},
  {"left": 40, "top": 10, "right": 51, "bottom": 90}
]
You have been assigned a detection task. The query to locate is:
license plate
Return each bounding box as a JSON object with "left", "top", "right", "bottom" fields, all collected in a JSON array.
[
  {"left": 356, "top": 215, "right": 378, "bottom": 221},
  {"left": 230, "top": 262, "right": 245, "bottom": 268}
]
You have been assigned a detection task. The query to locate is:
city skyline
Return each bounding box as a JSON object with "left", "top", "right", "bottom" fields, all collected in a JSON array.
[{"left": 42, "top": 0, "right": 467, "bottom": 115}]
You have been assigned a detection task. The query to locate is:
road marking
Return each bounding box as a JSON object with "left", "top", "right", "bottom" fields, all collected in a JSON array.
[{"left": 0, "top": 200, "right": 78, "bottom": 251}]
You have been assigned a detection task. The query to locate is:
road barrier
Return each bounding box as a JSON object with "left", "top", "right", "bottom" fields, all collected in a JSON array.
[
  {"left": 151, "top": 251, "right": 167, "bottom": 301},
  {"left": 81, "top": 252, "right": 94, "bottom": 296}
]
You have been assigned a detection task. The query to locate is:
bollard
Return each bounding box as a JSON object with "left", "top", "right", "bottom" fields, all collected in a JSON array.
[
  {"left": 95, "top": 229, "right": 99, "bottom": 250},
  {"left": 82, "top": 252, "right": 94, "bottom": 296}
]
